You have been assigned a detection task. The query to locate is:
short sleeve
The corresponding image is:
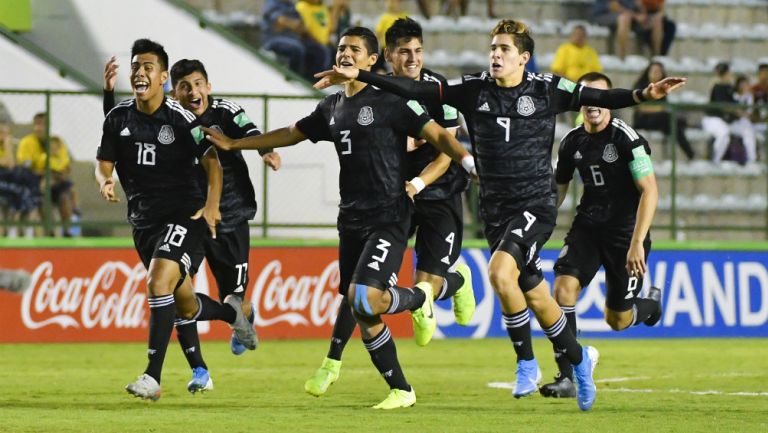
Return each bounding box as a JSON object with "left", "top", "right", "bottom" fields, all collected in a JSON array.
[
  {"left": 295, "top": 99, "right": 332, "bottom": 143},
  {"left": 97, "top": 117, "right": 119, "bottom": 162},
  {"left": 189, "top": 121, "right": 213, "bottom": 159},
  {"left": 396, "top": 99, "right": 433, "bottom": 138},
  {"left": 550, "top": 74, "right": 582, "bottom": 114},
  {"left": 439, "top": 104, "right": 460, "bottom": 129},
  {"left": 225, "top": 101, "right": 261, "bottom": 138}
]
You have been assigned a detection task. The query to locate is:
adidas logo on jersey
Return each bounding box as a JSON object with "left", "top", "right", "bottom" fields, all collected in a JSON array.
[
  {"left": 478, "top": 102, "right": 490, "bottom": 112},
  {"left": 120, "top": 127, "right": 131, "bottom": 136},
  {"left": 234, "top": 285, "right": 244, "bottom": 293},
  {"left": 158, "top": 243, "right": 171, "bottom": 252},
  {"left": 511, "top": 228, "right": 523, "bottom": 237},
  {"left": 329, "top": 116, "right": 335, "bottom": 125},
  {"left": 574, "top": 150, "right": 583, "bottom": 160}
]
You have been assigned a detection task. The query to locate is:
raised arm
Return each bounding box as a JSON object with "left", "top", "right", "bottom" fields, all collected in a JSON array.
[
  {"left": 578, "top": 76, "right": 687, "bottom": 110},
  {"left": 314, "top": 66, "right": 443, "bottom": 102},
  {"left": 203, "top": 124, "right": 307, "bottom": 152},
  {"left": 103, "top": 56, "right": 118, "bottom": 115}
]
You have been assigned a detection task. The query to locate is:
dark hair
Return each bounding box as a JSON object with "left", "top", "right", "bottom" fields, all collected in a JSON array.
[
  {"left": 170, "top": 59, "right": 208, "bottom": 87},
  {"left": 490, "top": 19, "right": 534, "bottom": 57},
  {"left": 577, "top": 72, "right": 612, "bottom": 88},
  {"left": 734, "top": 74, "right": 750, "bottom": 89},
  {"left": 714, "top": 61, "right": 730, "bottom": 77},
  {"left": 385, "top": 18, "right": 422, "bottom": 49},
  {"left": 340, "top": 26, "right": 379, "bottom": 55},
  {"left": 33, "top": 112, "right": 46, "bottom": 122},
  {"left": 758, "top": 63, "right": 768, "bottom": 72},
  {"left": 131, "top": 38, "right": 169, "bottom": 71},
  {"left": 633, "top": 60, "right": 666, "bottom": 89}
]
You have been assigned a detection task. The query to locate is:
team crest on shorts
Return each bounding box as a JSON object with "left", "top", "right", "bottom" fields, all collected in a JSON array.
[
  {"left": 158, "top": 125, "right": 175, "bottom": 144},
  {"left": 603, "top": 143, "right": 619, "bottom": 163},
  {"left": 357, "top": 106, "right": 374, "bottom": 126},
  {"left": 517, "top": 96, "right": 535, "bottom": 116}
]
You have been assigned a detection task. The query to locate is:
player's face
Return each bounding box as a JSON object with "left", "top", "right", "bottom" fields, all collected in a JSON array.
[
  {"left": 172, "top": 71, "right": 211, "bottom": 116},
  {"left": 580, "top": 79, "right": 611, "bottom": 129},
  {"left": 336, "top": 36, "right": 377, "bottom": 71},
  {"left": 489, "top": 34, "right": 529, "bottom": 81},
  {"left": 130, "top": 53, "right": 168, "bottom": 102},
  {"left": 388, "top": 37, "right": 423, "bottom": 80}
]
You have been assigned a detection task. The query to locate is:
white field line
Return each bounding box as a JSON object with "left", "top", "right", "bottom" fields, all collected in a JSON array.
[{"left": 487, "top": 382, "right": 768, "bottom": 397}]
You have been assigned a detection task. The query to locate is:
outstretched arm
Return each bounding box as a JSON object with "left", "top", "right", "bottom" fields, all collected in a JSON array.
[
  {"left": 315, "top": 67, "right": 442, "bottom": 101},
  {"left": 579, "top": 77, "right": 687, "bottom": 109},
  {"left": 203, "top": 124, "right": 307, "bottom": 152}
]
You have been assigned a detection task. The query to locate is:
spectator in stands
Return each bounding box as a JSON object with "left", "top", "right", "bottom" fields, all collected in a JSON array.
[
  {"left": 16, "top": 113, "right": 80, "bottom": 236},
  {"left": 551, "top": 25, "right": 602, "bottom": 83},
  {"left": 296, "top": 0, "right": 333, "bottom": 48},
  {"left": 702, "top": 62, "right": 757, "bottom": 164},
  {"left": 0, "top": 123, "right": 15, "bottom": 236},
  {"left": 441, "top": 0, "right": 495, "bottom": 18},
  {"left": 1, "top": 122, "right": 41, "bottom": 238},
  {"left": 261, "top": 0, "right": 332, "bottom": 81},
  {"left": 330, "top": 0, "right": 351, "bottom": 45},
  {"left": 751, "top": 63, "right": 768, "bottom": 134},
  {"left": 374, "top": 0, "right": 409, "bottom": 74},
  {"left": 632, "top": 61, "right": 695, "bottom": 160},
  {"left": 639, "top": 0, "right": 675, "bottom": 56},
  {"left": 592, "top": 0, "right": 671, "bottom": 59}
]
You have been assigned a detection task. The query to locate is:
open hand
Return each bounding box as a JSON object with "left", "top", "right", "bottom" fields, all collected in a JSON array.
[{"left": 313, "top": 65, "right": 359, "bottom": 90}]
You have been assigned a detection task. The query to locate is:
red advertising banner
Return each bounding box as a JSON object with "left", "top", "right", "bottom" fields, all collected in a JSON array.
[{"left": 0, "top": 247, "right": 414, "bottom": 343}]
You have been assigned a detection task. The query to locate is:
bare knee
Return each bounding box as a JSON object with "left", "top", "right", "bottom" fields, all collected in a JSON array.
[
  {"left": 347, "top": 284, "right": 388, "bottom": 317},
  {"left": 146, "top": 274, "right": 176, "bottom": 297},
  {"left": 605, "top": 310, "right": 633, "bottom": 331}
]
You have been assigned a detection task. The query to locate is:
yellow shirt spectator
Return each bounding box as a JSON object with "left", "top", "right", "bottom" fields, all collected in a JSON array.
[
  {"left": 551, "top": 26, "right": 602, "bottom": 83},
  {"left": 376, "top": 11, "right": 408, "bottom": 49},
  {"left": 17, "top": 134, "right": 70, "bottom": 174},
  {"left": 296, "top": 0, "right": 331, "bottom": 45}
]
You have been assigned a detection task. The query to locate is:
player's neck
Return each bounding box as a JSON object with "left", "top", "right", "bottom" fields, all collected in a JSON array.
[
  {"left": 135, "top": 94, "right": 164, "bottom": 115},
  {"left": 495, "top": 72, "right": 523, "bottom": 88},
  {"left": 584, "top": 117, "right": 611, "bottom": 134},
  {"left": 344, "top": 80, "right": 368, "bottom": 97}
]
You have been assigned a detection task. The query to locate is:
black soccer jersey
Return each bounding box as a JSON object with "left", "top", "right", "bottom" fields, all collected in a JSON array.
[
  {"left": 97, "top": 98, "right": 212, "bottom": 228},
  {"left": 295, "top": 84, "right": 432, "bottom": 228},
  {"left": 195, "top": 96, "right": 260, "bottom": 233},
  {"left": 405, "top": 68, "right": 467, "bottom": 201},
  {"left": 555, "top": 117, "right": 651, "bottom": 229}
]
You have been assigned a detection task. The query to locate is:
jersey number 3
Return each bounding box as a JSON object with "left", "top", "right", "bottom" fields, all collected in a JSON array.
[{"left": 340, "top": 130, "right": 352, "bottom": 155}]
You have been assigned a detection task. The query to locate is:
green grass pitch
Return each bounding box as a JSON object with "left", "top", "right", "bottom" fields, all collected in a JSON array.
[{"left": 1, "top": 338, "right": 766, "bottom": 433}]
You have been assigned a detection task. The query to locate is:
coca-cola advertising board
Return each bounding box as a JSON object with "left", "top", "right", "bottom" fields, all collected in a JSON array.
[{"left": 0, "top": 247, "right": 414, "bottom": 343}]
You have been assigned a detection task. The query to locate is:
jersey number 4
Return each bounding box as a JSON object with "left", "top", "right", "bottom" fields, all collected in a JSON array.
[{"left": 135, "top": 142, "right": 156, "bottom": 165}]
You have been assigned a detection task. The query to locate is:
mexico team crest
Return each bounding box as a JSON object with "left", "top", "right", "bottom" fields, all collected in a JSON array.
[
  {"left": 357, "top": 106, "right": 374, "bottom": 126},
  {"left": 603, "top": 143, "right": 619, "bottom": 163},
  {"left": 517, "top": 96, "right": 535, "bottom": 116},
  {"left": 158, "top": 125, "right": 175, "bottom": 144}
]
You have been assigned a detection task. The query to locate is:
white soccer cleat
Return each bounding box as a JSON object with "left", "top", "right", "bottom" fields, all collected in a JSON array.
[{"left": 125, "top": 373, "right": 161, "bottom": 401}]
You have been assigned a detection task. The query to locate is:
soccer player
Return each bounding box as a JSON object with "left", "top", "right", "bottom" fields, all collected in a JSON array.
[
  {"left": 540, "top": 72, "right": 662, "bottom": 398},
  {"left": 204, "top": 26, "right": 476, "bottom": 409},
  {"left": 96, "top": 39, "right": 255, "bottom": 401},
  {"left": 303, "top": 17, "right": 476, "bottom": 398},
  {"left": 314, "top": 19, "right": 685, "bottom": 410},
  {"left": 103, "top": 57, "right": 280, "bottom": 393}
]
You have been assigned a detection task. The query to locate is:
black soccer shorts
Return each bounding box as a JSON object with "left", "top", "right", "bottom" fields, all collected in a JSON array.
[
  {"left": 554, "top": 223, "right": 652, "bottom": 312},
  {"left": 338, "top": 218, "right": 411, "bottom": 296},
  {"left": 132, "top": 215, "right": 208, "bottom": 279},
  {"left": 203, "top": 221, "right": 251, "bottom": 302},
  {"left": 484, "top": 206, "right": 557, "bottom": 292},
  {"left": 410, "top": 194, "right": 464, "bottom": 277}
]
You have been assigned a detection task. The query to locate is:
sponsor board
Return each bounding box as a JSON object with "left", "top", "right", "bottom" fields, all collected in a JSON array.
[
  {"left": 434, "top": 249, "right": 768, "bottom": 338},
  {"left": 0, "top": 248, "right": 413, "bottom": 343}
]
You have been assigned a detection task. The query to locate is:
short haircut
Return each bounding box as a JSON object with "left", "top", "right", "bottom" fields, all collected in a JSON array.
[
  {"left": 33, "top": 112, "right": 46, "bottom": 122},
  {"left": 578, "top": 71, "right": 613, "bottom": 88},
  {"left": 385, "top": 17, "right": 423, "bottom": 49},
  {"left": 490, "top": 19, "right": 535, "bottom": 57},
  {"left": 758, "top": 63, "right": 768, "bottom": 71},
  {"left": 131, "top": 38, "right": 169, "bottom": 71},
  {"left": 714, "top": 61, "right": 730, "bottom": 77},
  {"left": 340, "top": 26, "right": 379, "bottom": 55},
  {"left": 171, "top": 59, "right": 209, "bottom": 87}
]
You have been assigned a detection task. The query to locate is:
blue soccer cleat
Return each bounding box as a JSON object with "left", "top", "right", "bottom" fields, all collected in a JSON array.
[
  {"left": 572, "top": 346, "right": 599, "bottom": 411},
  {"left": 187, "top": 367, "right": 213, "bottom": 394},
  {"left": 513, "top": 358, "right": 542, "bottom": 398}
]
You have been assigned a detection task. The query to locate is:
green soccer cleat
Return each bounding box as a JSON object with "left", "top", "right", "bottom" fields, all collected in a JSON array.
[
  {"left": 304, "top": 357, "right": 341, "bottom": 397},
  {"left": 411, "top": 282, "right": 436, "bottom": 346},
  {"left": 372, "top": 387, "right": 416, "bottom": 409},
  {"left": 452, "top": 263, "right": 475, "bottom": 326}
]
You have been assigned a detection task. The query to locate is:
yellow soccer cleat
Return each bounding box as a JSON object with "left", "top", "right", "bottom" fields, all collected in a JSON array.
[
  {"left": 304, "top": 357, "right": 341, "bottom": 397},
  {"left": 452, "top": 263, "right": 476, "bottom": 326},
  {"left": 372, "top": 387, "right": 416, "bottom": 409},
  {"left": 411, "top": 282, "right": 436, "bottom": 346}
]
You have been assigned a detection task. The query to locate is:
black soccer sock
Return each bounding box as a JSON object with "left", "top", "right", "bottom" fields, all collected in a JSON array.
[
  {"left": 503, "top": 310, "right": 534, "bottom": 361},
  {"left": 384, "top": 286, "right": 426, "bottom": 314},
  {"left": 554, "top": 305, "right": 577, "bottom": 379},
  {"left": 194, "top": 293, "right": 237, "bottom": 324},
  {"left": 542, "top": 313, "right": 583, "bottom": 365},
  {"left": 631, "top": 298, "right": 658, "bottom": 326},
  {"left": 437, "top": 271, "right": 465, "bottom": 301},
  {"left": 144, "top": 294, "right": 176, "bottom": 383},
  {"left": 363, "top": 326, "right": 410, "bottom": 391},
  {"left": 175, "top": 319, "right": 207, "bottom": 370},
  {"left": 327, "top": 297, "right": 356, "bottom": 361}
]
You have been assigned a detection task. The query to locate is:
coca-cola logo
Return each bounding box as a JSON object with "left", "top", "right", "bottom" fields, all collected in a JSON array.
[
  {"left": 250, "top": 259, "right": 342, "bottom": 327},
  {"left": 21, "top": 261, "right": 147, "bottom": 330}
]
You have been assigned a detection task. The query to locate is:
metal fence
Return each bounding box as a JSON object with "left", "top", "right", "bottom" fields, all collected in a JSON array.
[{"left": 0, "top": 89, "right": 766, "bottom": 240}]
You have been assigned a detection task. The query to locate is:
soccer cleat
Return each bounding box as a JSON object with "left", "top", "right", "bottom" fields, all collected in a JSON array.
[
  {"left": 304, "top": 357, "right": 342, "bottom": 397},
  {"left": 452, "top": 264, "right": 476, "bottom": 326},
  {"left": 125, "top": 373, "right": 161, "bottom": 401},
  {"left": 539, "top": 375, "right": 577, "bottom": 398},
  {"left": 644, "top": 286, "right": 663, "bottom": 326},
  {"left": 187, "top": 367, "right": 213, "bottom": 394},
  {"left": 372, "top": 387, "right": 416, "bottom": 409},
  {"left": 513, "top": 359, "right": 542, "bottom": 398},
  {"left": 411, "top": 282, "right": 437, "bottom": 346},
  {"left": 572, "top": 346, "right": 599, "bottom": 411},
  {"left": 231, "top": 304, "right": 255, "bottom": 355},
  {"left": 224, "top": 295, "right": 258, "bottom": 350}
]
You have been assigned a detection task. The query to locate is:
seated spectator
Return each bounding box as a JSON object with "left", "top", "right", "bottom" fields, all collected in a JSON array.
[
  {"left": 701, "top": 63, "right": 757, "bottom": 164},
  {"left": 632, "top": 61, "right": 695, "bottom": 160},
  {"left": 261, "top": 0, "right": 332, "bottom": 81},
  {"left": 16, "top": 113, "right": 80, "bottom": 236},
  {"left": 640, "top": 0, "right": 676, "bottom": 56},
  {"left": 329, "top": 0, "right": 351, "bottom": 45},
  {"left": 440, "top": 0, "right": 495, "bottom": 18},
  {"left": 0, "top": 122, "right": 41, "bottom": 238},
  {"left": 751, "top": 63, "right": 768, "bottom": 135},
  {"left": 551, "top": 25, "right": 602, "bottom": 83},
  {"left": 374, "top": 0, "right": 408, "bottom": 74},
  {"left": 296, "top": 0, "right": 332, "bottom": 47},
  {"left": 592, "top": 0, "right": 672, "bottom": 59}
]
